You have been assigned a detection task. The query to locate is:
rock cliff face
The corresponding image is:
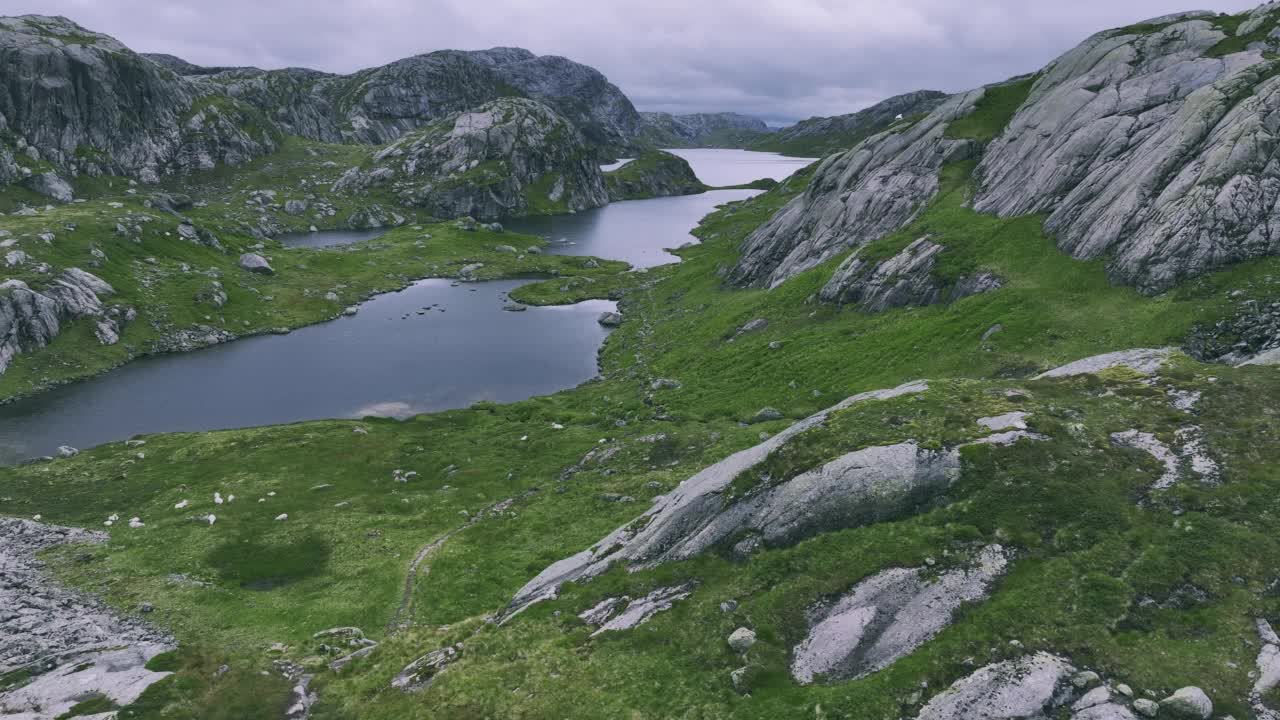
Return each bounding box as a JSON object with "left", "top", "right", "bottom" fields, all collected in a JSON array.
[
  {"left": 729, "top": 90, "right": 985, "bottom": 288},
  {"left": 0, "top": 268, "right": 120, "bottom": 374},
  {"left": 0, "top": 15, "right": 279, "bottom": 186},
  {"left": 604, "top": 151, "right": 706, "bottom": 201},
  {"left": 755, "top": 90, "right": 949, "bottom": 157},
  {"left": 471, "top": 49, "right": 644, "bottom": 151},
  {"left": 972, "top": 8, "right": 1280, "bottom": 292},
  {"left": 732, "top": 7, "right": 1280, "bottom": 294},
  {"left": 333, "top": 98, "right": 608, "bottom": 220},
  {"left": 163, "top": 46, "right": 645, "bottom": 151},
  {"left": 640, "top": 112, "right": 771, "bottom": 147},
  {"left": 819, "top": 237, "right": 1003, "bottom": 311},
  {"left": 0, "top": 17, "right": 646, "bottom": 193}
]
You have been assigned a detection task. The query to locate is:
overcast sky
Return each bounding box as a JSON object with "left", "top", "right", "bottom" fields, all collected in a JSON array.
[{"left": 10, "top": 0, "right": 1263, "bottom": 124}]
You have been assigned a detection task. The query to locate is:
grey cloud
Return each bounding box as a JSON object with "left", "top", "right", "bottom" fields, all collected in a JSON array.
[{"left": 10, "top": 0, "right": 1262, "bottom": 123}]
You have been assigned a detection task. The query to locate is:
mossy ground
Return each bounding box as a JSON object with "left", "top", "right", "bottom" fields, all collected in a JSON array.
[{"left": 2, "top": 147, "right": 1279, "bottom": 719}]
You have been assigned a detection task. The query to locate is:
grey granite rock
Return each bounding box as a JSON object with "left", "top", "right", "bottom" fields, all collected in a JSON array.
[
  {"left": 915, "top": 653, "right": 1075, "bottom": 720},
  {"left": 791, "top": 545, "right": 1008, "bottom": 684},
  {"left": 349, "top": 98, "right": 608, "bottom": 220},
  {"left": 972, "top": 15, "right": 1280, "bottom": 292},
  {"left": 0, "top": 268, "right": 114, "bottom": 374},
  {"left": 0, "top": 518, "right": 174, "bottom": 719},
  {"left": 502, "top": 381, "right": 932, "bottom": 618},
  {"left": 1159, "top": 686, "right": 1212, "bottom": 718},
  {"left": 238, "top": 252, "right": 274, "bottom": 275},
  {"left": 819, "top": 236, "right": 1002, "bottom": 310},
  {"left": 1035, "top": 348, "right": 1174, "bottom": 379},
  {"left": 729, "top": 90, "right": 984, "bottom": 288},
  {"left": 20, "top": 171, "right": 73, "bottom": 202}
]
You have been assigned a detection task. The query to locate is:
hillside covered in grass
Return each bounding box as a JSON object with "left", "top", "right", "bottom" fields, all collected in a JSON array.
[{"left": 4, "top": 5, "right": 1280, "bottom": 720}]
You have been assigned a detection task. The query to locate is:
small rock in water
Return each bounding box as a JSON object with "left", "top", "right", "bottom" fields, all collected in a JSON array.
[
  {"left": 597, "top": 311, "right": 623, "bottom": 327},
  {"left": 56, "top": 445, "right": 79, "bottom": 458}
]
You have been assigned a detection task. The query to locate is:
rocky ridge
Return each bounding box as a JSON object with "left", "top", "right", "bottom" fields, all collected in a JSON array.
[
  {"left": 0, "top": 517, "right": 174, "bottom": 719},
  {"left": 0, "top": 267, "right": 125, "bottom": 374},
  {"left": 0, "top": 15, "right": 279, "bottom": 190},
  {"left": 640, "top": 111, "right": 771, "bottom": 147},
  {"left": 0, "top": 16, "right": 646, "bottom": 197},
  {"left": 729, "top": 90, "right": 985, "bottom": 288},
  {"left": 755, "top": 89, "right": 950, "bottom": 157},
  {"left": 332, "top": 97, "right": 609, "bottom": 220},
  {"left": 732, "top": 6, "right": 1280, "bottom": 295},
  {"left": 818, "top": 236, "right": 1003, "bottom": 311}
]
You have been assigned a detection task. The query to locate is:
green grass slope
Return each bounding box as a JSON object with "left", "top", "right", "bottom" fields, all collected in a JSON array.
[{"left": 2, "top": 148, "right": 1279, "bottom": 718}]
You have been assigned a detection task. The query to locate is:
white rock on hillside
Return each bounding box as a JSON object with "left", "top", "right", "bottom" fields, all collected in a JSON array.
[
  {"left": 792, "top": 545, "right": 1008, "bottom": 684},
  {"left": 915, "top": 653, "right": 1075, "bottom": 720}
]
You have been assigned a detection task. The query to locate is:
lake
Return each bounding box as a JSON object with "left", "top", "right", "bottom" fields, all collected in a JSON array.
[{"left": 0, "top": 150, "right": 812, "bottom": 462}]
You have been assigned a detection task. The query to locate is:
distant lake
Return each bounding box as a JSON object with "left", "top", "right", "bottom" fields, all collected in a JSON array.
[{"left": 277, "top": 228, "right": 386, "bottom": 249}]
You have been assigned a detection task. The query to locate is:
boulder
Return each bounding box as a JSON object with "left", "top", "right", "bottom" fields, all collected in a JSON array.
[
  {"left": 239, "top": 253, "right": 275, "bottom": 275},
  {"left": 727, "top": 627, "right": 756, "bottom": 653},
  {"left": 597, "top": 311, "right": 623, "bottom": 327},
  {"left": 20, "top": 171, "right": 74, "bottom": 202},
  {"left": 1159, "top": 687, "right": 1212, "bottom": 719}
]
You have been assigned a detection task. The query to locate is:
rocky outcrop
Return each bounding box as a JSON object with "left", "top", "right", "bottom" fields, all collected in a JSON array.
[
  {"left": 505, "top": 381, "right": 1045, "bottom": 622},
  {"left": 175, "top": 46, "right": 644, "bottom": 151},
  {"left": 792, "top": 545, "right": 1008, "bottom": 684},
  {"left": 0, "top": 517, "right": 174, "bottom": 719},
  {"left": 756, "top": 90, "right": 950, "bottom": 157},
  {"left": 735, "top": 9, "right": 1280, "bottom": 293},
  {"left": 640, "top": 111, "right": 771, "bottom": 147},
  {"left": 0, "top": 15, "right": 278, "bottom": 185},
  {"left": 728, "top": 90, "right": 985, "bottom": 288},
  {"left": 1035, "top": 348, "right": 1175, "bottom": 379},
  {"left": 971, "top": 10, "right": 1280, "bottom": 292},
  {"left": 342, "top": 98, "right": 608, "bottom": 220},
  {"left": 20, "top": 171, "right": 73, "bottom": 202},
  {"left": 579, "top": 583, "right": 697, "bottom": 637},
  {"left": 605, "top": 150, "right": 706, "bottom": 201},
  {"left": 819, "top": 237, "right": 1002, "bottom": 310},
  {"left": 915, "top": 653, "right": 1076, "bottom": 719},
  {"left": 1, "top": 17, "right": 645, "bottom": 193},
  {"left": 0, "top": 268, "right": 118, "bottom": 374},
  {"left": 471, "top": 49, "right": 644, "bottom": 152},
  {"left": 502, "top": 381, "right": 936, "bottom": 617}
]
